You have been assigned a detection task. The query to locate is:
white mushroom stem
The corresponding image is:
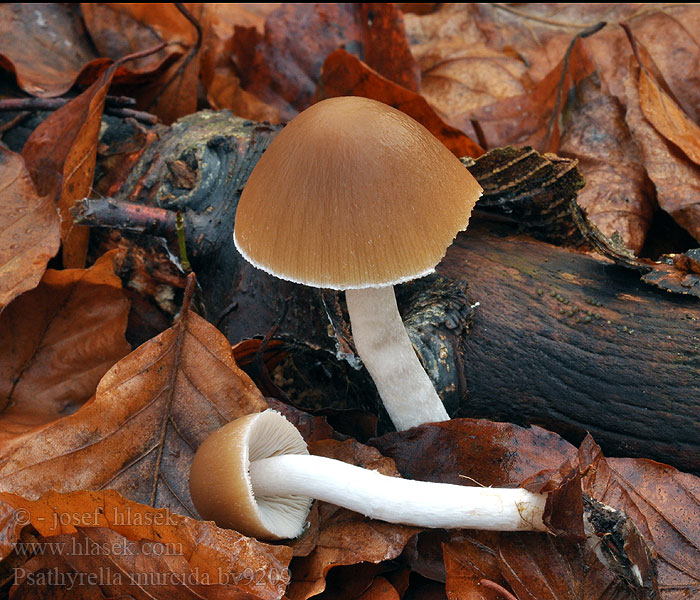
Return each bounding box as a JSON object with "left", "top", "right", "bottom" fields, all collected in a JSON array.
[
  {"left": 250, "top": 454, "right": 547, "bottom": 531},
  {"left": 345, "top": 286, "right": 449, "bottom": 431}
]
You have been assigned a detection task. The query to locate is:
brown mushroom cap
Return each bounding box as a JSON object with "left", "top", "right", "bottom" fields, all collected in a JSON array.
[
  {"left": 189, "top": 410, "right": 311, "bottom": 540},
  {"left": 234, "top": 96, "right": 482, "bottom": 290}
]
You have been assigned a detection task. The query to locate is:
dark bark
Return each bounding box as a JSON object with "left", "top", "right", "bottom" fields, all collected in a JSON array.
[{"left": 441, "top": 223, "right": 700, "bottom": 473}]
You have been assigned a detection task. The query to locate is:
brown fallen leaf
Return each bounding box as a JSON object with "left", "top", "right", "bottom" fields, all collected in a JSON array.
[
  {"left": 372, "top": 421, "right": 662, "bottom": 596},
  {"left": 621, "top": 6, "right": 700, "bottom": 125},
  {"left": 498, "top": 531, "right": 644, "bottom": 600},
  {"left": 287, "top": 439, "right": 419, "bottom": 600},
  {"left": 0, "top": 4, "right": 103, "bottom": 97},
  {"left": 0, "top": 489, "right": 291, "bottom": 599},
  {"left": 0, "top": 147, "right": 60, "bottom": 309},
  {"left": 81, "top": 3, "right": 200, "bottom": 124},
  {"left": 0, "top": 276, "right": 267, "bottom": 518},
  {"left": 11, "top": 529, "right": 264, "bottom": 600},
  {"left": 370, "top": 418, "right": 577, "bottom": 488},
  {"left": 417, "top": 42, "right": 528, "bottom": 140},
  {"left": 443, "top": 533, "right": 504, "bottom": 600},
  {"left": 622, "top": 60, "right": 700, "bottom": 243},
  {"left": 580, "top": 439, "right": 700, "bottom": 599},
  {"left": 403, "top": 4, "right": 529, "bottom": 140},
  {"left": 559, "top": 75, "right": 655, "bottom": 254},
  {"left": 471, "top": 36, "right": 596, "bottom": 152},
  {"left": 22, "top": 63, "right": 118, "bottom": 268},
  {"left": 355, "top": 576, "right": 400, "bottom": 600},
  {"left": 626, "top": 29, "right": 700, "bottom": 167},
  {"left": 0, "top": 251, "right": 130, "bottom": 445},
  {"left": 315, "top": 49, "right": 483, "bottom": 158},
  {"left": 199, "top": 3, "right": 281, "bottom": 121},
  {"left": 232, "top": 3, "right": 420, "bottom": 121}
]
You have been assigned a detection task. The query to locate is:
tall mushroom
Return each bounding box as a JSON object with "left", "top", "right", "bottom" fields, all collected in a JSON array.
[
  {"left": 189, "top": 410, "right": 547, "bottom": 540},
  {"left": 234, "top": 96, "right": 482, "bottom": 431}
]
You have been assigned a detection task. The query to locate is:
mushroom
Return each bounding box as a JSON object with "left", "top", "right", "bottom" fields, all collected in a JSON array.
[
  {"left": 234, "top": 96, "right": 482, "bottom": 431},
  {"left": 189, "top": 410, "right": 547, "bottom": 540}
]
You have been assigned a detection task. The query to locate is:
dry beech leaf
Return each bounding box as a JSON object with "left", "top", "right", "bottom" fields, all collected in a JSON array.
[
  {"left": 559, "top": 75, "right": 655, "bottom": 254},
  {"left": 472, "top": 37, "right": 596, "bottom": 153},
  {"left": 0, "top": 490, "right": 291, "bottom": 599},
  {"left": 12, "top": 529, "right": 264, "bottom": 600},
  {"left": 287, "top": 439, "right": 419, "bottom": 600},
  {"left": 0, "top": 147, "right": 60, "bottom": 309},
  {"left": 417, "top": 42, "right": 528, "bottom": 140},
  {"left": 0, "top": 4, "right": 104, "bottom": 97},
  {"left": 403, "top": 4, "right": 529, "bottom": 140},
  {"left": 371, "top": 419, "right": 577, "bottom": 488},
  {"left": 22, "top": 63, "right": 118, "bottom": 268},
  {"left": 443, "top": 533, "right": 503, "bottom": 599},
  {"left": 622, "top": 7, "right": 700, "bottom": 125},
  {"left": 580, "top": 441, "right": 700, "bottom": 599},
  {"left": 633, "top": 38, "right": 700, "bottom": 167},
  {"left": 232, "top": 3, "right": 420, "bottom": 121},
  {"left": 199, "top": 3, "right": 280, "bottom": 122},
  {"left": 0, "top": 284, "right": 267, "bottom": 518},
  {"left": 498, "top": 532, "right": 642, "bottom": 600},
  {"left": 622, "top": 61, "right": 700, "bottom": 243},
  {"left": 315, "top": 49, "right": 483, "bottom": 158},
  {"left": 0, "top": 251, "right": 130, "bottom": 445},
  {"left": 81, "top": 3, "right": 200, "bottom": 124}
]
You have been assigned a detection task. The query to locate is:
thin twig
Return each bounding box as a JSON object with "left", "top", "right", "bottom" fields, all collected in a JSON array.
[
  {"left": 470, "top": 119, "right": 488, "bottom": 150},
  {"left": 0, "top": 111, "right": 30, "bottom": 133},
  {"left": 492, "top": 2, "right": 687, "bottom": 30},
  {"left": 105, "top": 95, "right": 137, "bottom": 107},
  {"left": 0, "top": 96, "right": 138, "bottom": 112},
  {"left": 71, "top": 198, "right": 177, "bottom": 237},
  {"left": 176, "top": 210, "right": 192, "bottom": 273},
  {"left": 0, "top": 97, "right": 158, "bottom": 125},
  {"left": 105, "top": 107, "right": 158, "bottom": 124}
]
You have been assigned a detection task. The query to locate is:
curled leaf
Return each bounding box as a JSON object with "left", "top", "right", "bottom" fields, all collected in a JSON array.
[{"left": 0, "top": 147, "right": 60, "bottom": 309}]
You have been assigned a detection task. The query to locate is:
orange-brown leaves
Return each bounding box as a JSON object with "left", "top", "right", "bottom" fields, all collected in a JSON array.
[
  {"left": 22, "top": 64, "right": 118, "bottom": 268},
  {"left": 81, "top": 3, "right": 201, "bottom": 124},
  {"left": 0, "top": 252, "right": 130, "bottom": 444},
  {"left": 232, "top": 3, "right": 420, "bottom": 121},
  {"left": 1, "top": 490, "right": 292, "bottom": 599},
  {"left": 0, "top": 147, "right": 60, "bottom": 309},
  {"left": 316, "top": 49, "right": 483, "bottom": 158},
  {"left": 0, "top": 282, "right": 267, "bottom": 515},
  {"left": 559, "top": 77, "right": 655, "bottom": 254},
  {"left": 471, "top": 37, "right": 596, "bottom": 153},
  {"left": 0, "top": 4, "right": 102, "bottom": 97}
]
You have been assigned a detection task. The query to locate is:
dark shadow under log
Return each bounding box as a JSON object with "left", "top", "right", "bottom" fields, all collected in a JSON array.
[{"left": 440, "top": 223, "right": 700, "bottom": 473}]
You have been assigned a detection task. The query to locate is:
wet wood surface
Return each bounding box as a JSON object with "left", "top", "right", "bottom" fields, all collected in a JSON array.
[{"left": 440, "top": 223, "right": 700, "bottom": 473}]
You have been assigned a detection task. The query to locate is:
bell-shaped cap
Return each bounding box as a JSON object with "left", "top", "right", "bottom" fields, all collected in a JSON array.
[
  {"left": 234, "top": 96, "right": 482, "bottom": 290},
  {"left": 189, "top": 410, "right": 312, "bottom": 540}
]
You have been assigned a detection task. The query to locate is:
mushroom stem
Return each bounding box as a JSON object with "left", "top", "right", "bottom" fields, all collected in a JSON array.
[
  {"left": 250, "top": 454, "right": 547, "bottom": 531},
  {"left": 345, "top": 286, "right": 449, "bottom": 431}
]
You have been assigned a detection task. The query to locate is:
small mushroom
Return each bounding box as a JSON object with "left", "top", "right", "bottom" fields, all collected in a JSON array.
[
  {"left": 189, "top": 410, "right": 547, "bottom": 540},
  {"left": 234, "top": 97, "right": 482, "bottom": 431}
]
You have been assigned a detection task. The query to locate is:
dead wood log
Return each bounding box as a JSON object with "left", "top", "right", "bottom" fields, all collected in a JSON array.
[
  {"left": 74, "top": 110, "right": 699, "bottom": 473},
  {"left": 440, "top": 224, "right": 700, "bottom": 473}
]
